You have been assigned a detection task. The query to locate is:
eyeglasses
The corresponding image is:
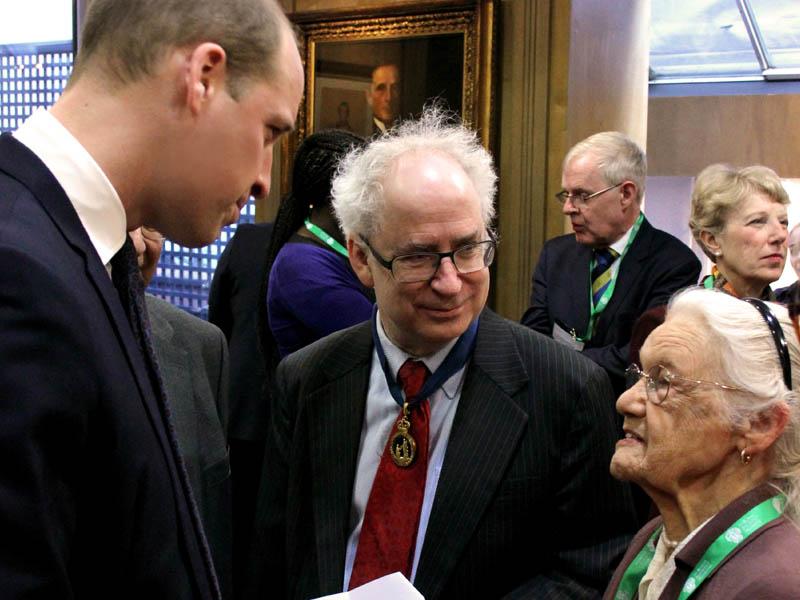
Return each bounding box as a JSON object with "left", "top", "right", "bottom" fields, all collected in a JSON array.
[
  {"left": 361, "top": 237, "right": 496, "bottom": 283},
  {"left": 555, "top": 182, "right": 623, "bottom": 208},
  {"left": 625, "top": 364, "right": 745, "bottom": 405}
]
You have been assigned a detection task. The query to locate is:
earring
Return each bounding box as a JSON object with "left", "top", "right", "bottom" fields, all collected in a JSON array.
[
  {"left": 714, "top": 251, "right": 721, "bottom": 257},
  {"left": 740, "top": 448, "right": 752, "bottom": 465}
]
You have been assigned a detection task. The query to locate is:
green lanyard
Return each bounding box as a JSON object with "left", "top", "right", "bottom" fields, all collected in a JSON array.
[
  {"left": 304, "top": 219, "right": 348, "bottom": 258},
  {"left": 578, "top": 212, "right": 644, "bottom": 342},
  {"left": 614, "top": 492, "right": 786, "bottom": 600}
]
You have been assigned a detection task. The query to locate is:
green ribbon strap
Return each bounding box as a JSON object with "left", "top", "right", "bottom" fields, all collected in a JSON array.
[
  {"left": 614, "top": 492, "right": 786, "bottom": 600},
  {"left": 578, "top": 212, "right": 644, "bottom": 342},
  {"left": 304, "top": 218, "right": 348, "bottom": 258}
]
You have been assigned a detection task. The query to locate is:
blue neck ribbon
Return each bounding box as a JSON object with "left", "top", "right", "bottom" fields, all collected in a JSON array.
[{"left": 370, "top": 305, "right": 479, "bottom": 409}]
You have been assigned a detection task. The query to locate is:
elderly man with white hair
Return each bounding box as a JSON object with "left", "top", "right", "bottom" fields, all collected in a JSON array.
[
  {"left": 246, "top": 109, "right": 637, "bottom": 600},
  {"left": 522, "top": 132, "right": 700, "bottom": 397}
]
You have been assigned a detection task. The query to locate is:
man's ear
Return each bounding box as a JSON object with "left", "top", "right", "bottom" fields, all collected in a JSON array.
[
  {"left": 738, "top": 402, "right": 791, "bottom": 456},
  {"left": 348, "top": 236, "right": 375, "bottom": 288},
  {"left": 185, "top": 42, "right": 227, "bottom": 115},
  {"left": 620, "top": 181, "right": 637, "bottom": 209}
]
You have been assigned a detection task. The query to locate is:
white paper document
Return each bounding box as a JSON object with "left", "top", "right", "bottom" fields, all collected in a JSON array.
[{"left": 312, "top": 572, "right": 425, "bottom": 600}]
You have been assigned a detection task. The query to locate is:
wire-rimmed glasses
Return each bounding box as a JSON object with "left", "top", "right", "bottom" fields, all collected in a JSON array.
[
  {"left": 555, "top": 182, "right": 623, "bottom": 208},
  {"left": 624, "top": 364, "right": 745, "bottom": 405}
]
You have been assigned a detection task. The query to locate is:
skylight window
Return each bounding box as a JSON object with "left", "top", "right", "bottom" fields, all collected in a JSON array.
[{"left": 651, "top": 0, "right": 800, "bottom": 83}]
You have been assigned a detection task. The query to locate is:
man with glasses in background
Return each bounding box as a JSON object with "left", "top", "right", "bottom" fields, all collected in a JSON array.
[
  {"left": 521, "top": 131, "right": 700, "bottom": 396},
  {"left": 246, "top": 110, "right": 637, "bottom": 599}
]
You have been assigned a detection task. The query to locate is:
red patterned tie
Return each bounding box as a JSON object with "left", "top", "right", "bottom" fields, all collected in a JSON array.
[{"left": 349, "top": 359, "right": 430, "bottom": 588}]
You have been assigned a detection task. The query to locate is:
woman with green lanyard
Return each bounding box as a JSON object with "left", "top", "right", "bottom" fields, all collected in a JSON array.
[
  {"left": 690, "top": 163, "right": 789, "bottom": 300},
  {"left": 605, "top": 287, "right": 800, "bottom": 599},
  {"left": 261, "top": 129, "right": 374, "bottom": 361}
]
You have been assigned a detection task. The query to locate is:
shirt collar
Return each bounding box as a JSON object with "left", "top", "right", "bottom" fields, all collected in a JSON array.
[
  {"left": 375, "top": 310, "right": 462, "bottom": 400},
  {"left": 373, "top": 117, "right": 387, "bottom": 133},
  {"left": 608, "top": 218, "right": 636, "bottom": 256},
  {"left": 14, "top": 108, "right": 127, "bottom": 269}
]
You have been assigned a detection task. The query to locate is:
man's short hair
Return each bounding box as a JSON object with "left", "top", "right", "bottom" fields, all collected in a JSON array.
[
  {"left": 689, "top": 163, "right": 789, "bottom": 260},
  {"left": 331, "top": 106, "right": 497, "bottom": 239},
  {"left": 71, "top": 0, "right": 291, "bottom": 98},
  {"left": 564, "top": 131, "right": 647, "bottom": 203}
]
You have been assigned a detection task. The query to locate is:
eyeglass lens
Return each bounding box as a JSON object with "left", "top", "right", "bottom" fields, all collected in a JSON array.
[
  {"left": 393, "top": 241, "right": 495, "bottom": 282},
  {"left": 625, "top": 364, "right": 669, "bottom": 404}
]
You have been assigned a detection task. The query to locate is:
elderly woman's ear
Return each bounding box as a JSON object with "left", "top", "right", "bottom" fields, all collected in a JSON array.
[
  {"left": 698, "top": 229, "right": 721, "bottom": 258},
  {"left": 738, "top": 403, "right": 791, "bottom": 458}
]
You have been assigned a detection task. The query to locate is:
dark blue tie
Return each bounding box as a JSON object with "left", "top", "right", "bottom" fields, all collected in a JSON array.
[
  {"left": 111, "top": 235, "right": 221, "bottom": 599},
  {"left": 591, "top": 247, "right": 619, "bottom": 306}
]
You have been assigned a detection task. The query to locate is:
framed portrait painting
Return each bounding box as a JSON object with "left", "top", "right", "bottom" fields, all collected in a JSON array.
[{"left": 281, "top": 1, "right": 496, "bottom": 192}]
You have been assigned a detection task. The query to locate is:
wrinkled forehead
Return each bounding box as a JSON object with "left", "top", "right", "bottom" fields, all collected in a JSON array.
[
  {"left": 372, "top": 152, "right": 481, "bottom": 229},
  {"left": 642, "top": 313, "right": 715, "bottom": 373},
  {"left": 562, "top": 152, "right": 604, "bottom": 183}
]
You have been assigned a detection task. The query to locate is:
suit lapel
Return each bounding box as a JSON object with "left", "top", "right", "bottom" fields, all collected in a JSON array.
[
  {"left": 307, "top": 323, "right": 374, "bottom": 592},
  {"left": 570, "top": 243, "right": 593, "bottom": 337},
  {"left": 0, "top": 136, "right": 159, "bottom": 424},
  {"left": 415, "top": 311, "right": 529, "bottom": 600}
]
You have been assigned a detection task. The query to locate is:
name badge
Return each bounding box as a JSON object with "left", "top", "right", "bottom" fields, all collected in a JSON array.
[{"left": 552, "top": 321, "right": 584, "bottom": 351}]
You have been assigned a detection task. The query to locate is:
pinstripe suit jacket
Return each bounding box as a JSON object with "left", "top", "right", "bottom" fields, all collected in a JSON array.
[{"left": 248, "top": 309, "right": 637, "bottom": 600}]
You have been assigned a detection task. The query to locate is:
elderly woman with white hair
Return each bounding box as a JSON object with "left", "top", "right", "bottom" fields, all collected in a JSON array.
[{"left": 604, "top": 287, "right": 800, "bottom": 599}]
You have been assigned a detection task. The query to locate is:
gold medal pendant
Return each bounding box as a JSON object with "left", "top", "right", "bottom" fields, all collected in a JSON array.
[{"left": 390, "top": 403, "right": 416, "bottom": 467}]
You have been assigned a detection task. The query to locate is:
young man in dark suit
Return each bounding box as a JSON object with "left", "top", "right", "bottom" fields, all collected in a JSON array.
[
  {"left": 247, "top": 109, "right": 637, "bottom": 599},
  {"left": 522, "top": 132, "right": 701, "bottom": 395},
  {"left": 0, "top": 1, "right": 302, "bottom": 597}
]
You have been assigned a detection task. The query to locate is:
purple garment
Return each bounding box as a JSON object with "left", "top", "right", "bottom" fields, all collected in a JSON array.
[{"left": 267, "top": 241, "right": 374, "bottom": 358}]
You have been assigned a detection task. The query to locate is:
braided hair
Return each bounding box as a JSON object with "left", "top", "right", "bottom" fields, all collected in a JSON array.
[{"left": 257, "top": 129, "right": 367, "bottom": 374}]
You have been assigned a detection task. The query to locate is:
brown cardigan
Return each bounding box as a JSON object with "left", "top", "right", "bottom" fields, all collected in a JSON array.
[{"left": 604, "top": 484, "right": 800, "bottom": 599}]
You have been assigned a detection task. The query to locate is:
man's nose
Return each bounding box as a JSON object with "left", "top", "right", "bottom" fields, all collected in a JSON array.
[
  {"left": 562, "top": 194, "right": 578, "bottom": 215},
  {"left": 251, "top": 146, "right": 274, "bottom": 200},
  {"left": 430, "top": 257, "right": 462, "bottom": 295}
]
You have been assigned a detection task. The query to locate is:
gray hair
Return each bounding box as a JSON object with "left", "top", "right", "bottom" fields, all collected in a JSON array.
[
  {"left": 689, "top": 163, "right": 790, "bottom": 262},
  {"left": 331, "top": 106, "right": 497, "bottom": 239},
  {"left": 667, "top": 287, "right": 800, "bottom": 526},
  {"left": 70, "top": 0, "right": 291, "bottom": 99},
  {"left": 564, "top": 131, "right": 647, "bottom": 203}
]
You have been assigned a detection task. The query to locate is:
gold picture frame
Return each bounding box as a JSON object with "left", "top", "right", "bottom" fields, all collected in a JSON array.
[{"left": 281, "top": 1, "right": 496, "bottom": 194}]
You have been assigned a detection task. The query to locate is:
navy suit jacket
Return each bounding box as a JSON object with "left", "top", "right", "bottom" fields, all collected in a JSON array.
[
  {"left": 208, "top": 222, "right": 273, "bottom": 443},
  {"left": 0, "top": 133, "right": 217, "bottom": 597},
  {"left": 248, "top": 309, "right": 637, "bottom": 600},
  {"left": 521, "top": 217, "right": 700, "bottom": 394}
]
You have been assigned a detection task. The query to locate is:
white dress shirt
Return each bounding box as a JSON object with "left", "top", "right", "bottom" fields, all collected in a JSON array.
[
  {"left": 14, "top": 108, "right": 126, "bottom": 274},
  {"left": 342, "top": 311, "right": 469, "bottom": 590},
  {"left": 605, "top": 218, "right": 636, "bottom": 280}
]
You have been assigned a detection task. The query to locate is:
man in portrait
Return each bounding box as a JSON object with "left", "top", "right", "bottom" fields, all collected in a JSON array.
[
  {"left": 334, "top": 101, "right": 354, "bottom": 132},
  {"left": 246, "top": 109, "right": 636, "bottom": 599},
  {"left": 0, "top": 0, "right": 302, "bottom": 597},
  {"left": 366, "top": 62, "right": 401, "bottom": 134}
]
